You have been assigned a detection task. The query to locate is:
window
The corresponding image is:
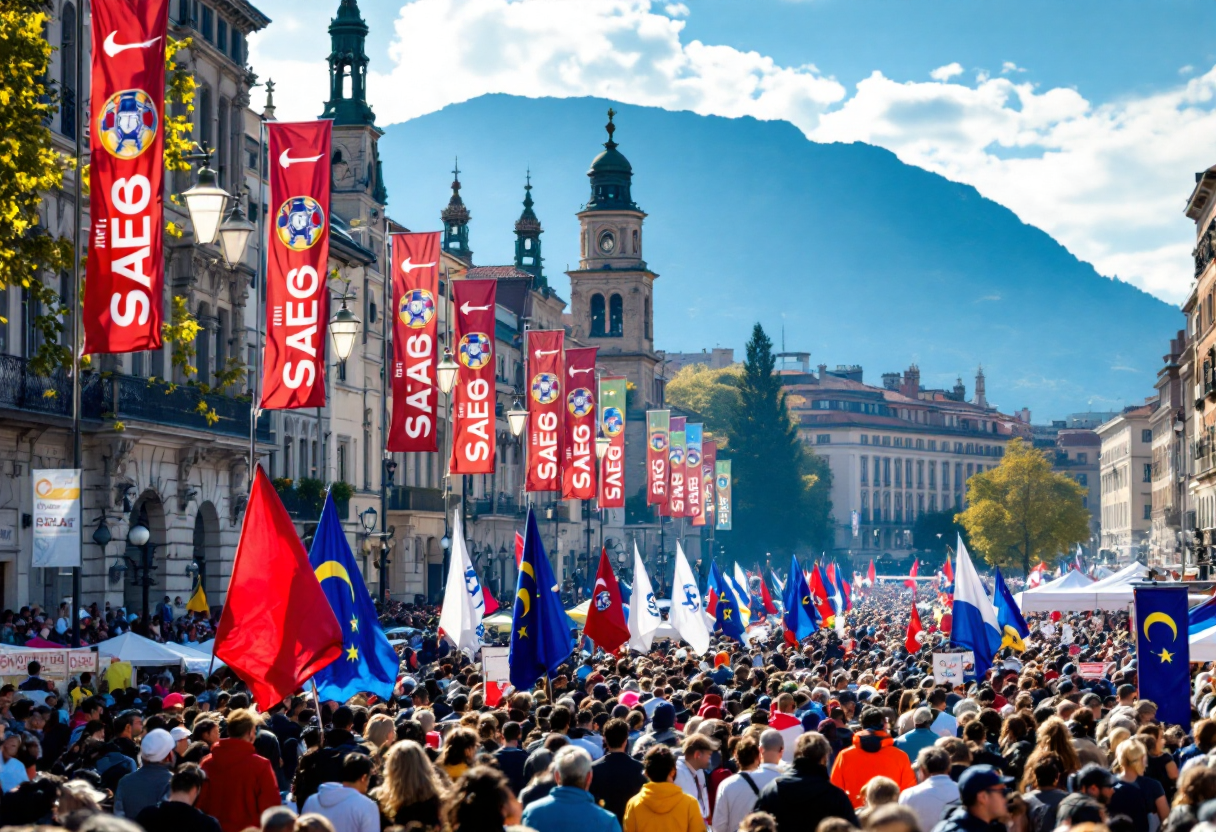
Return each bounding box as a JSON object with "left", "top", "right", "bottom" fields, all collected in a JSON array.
[
  {"left": 60, "top": 3, "right": 77, "bottom": 139},
  {"left": 881, "top": 436, "right": 890, "bottom": 446},
  {"left": 201, "top": 4, "right": 213, "bottom": 40},
  {"left": 231, "top": 30, "right": 244, "bottom": 63},
  {"left": 643, "top": 296, "right": 651, "bottom": 340},
  {"left": 1077, "top": 452, "right": 1088, "bottom": 464},
  {"left": 1143, "top": 463, "right": 1152, "bottom": 483},
  {"left": 928, "top": 463, "right": 936, "bottom": 489},
  {"left": 1142, "top": 429, "right": 1152, "bottom": 443},
  {"left": 337, "top": 441, "right": 349, "bottom": 483},
  {"left": 178, "top": 0, "right": 192, "bottom": 23},
  {"left": 894, "top": 459, "right": 902, "bottom": 487},
  {"left": 217, "top": 18, "right": 228, "bottom": 53},
  {"left": 917, "top": 460, "right": 924, "bottom": 487},
  {"left": 590, "top": 293, "right": 606, "bottom": 336},
  {"left": 861, "top": 492, "right": 869, "bottom": 522},
  {"left": 1144, "top": 504, "right": 1152, "bottom": 521},
  {"left": 860, "top": 456, "right": 868, "bottom": 484},
  {"left": 608, "top": 293, "right": 623, "bottom": 336},
  {"left": 883, "top": 458, "right": 891, "bottom": 486},
  {"left": 197, "top": 86, "right": 212, "bottom": 149},
  {"left": 816, "top": 434, "right": 830, "bottom": 444},
  {"left": 861, "top": 435, "right": 869, "bottom": 445},
  {"left": 873, "top": 457, "right": 880, "bottom": 484},
  {"left": 906, "top": 459, "right": 913, "bottom": 485},
  {"left": 1077, "top": 473, "right": 1088, "bottom": 486}
]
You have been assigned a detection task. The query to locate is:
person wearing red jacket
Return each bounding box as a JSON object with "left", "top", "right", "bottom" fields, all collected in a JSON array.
[
  {"left": 197, "top": 708, "right": 281, "bottom": 832},
  {"left": 830, "top": 707, "right": 916, "bottom": 808}
]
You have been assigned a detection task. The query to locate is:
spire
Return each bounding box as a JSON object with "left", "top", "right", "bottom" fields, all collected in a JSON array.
[
  {"left": 514, "top": 169, "right": 545, "bottom": 285},
  {"left": 321, "top": 0, "right": 376, "bottom": 126},
  {"left": 974, "top": 365, "right": 987, "bottom": 408},
  {"left": 262, "top": 78, "right": 276, "bottom": 121},
  {"left": 586, "top": 107, "right": 638, "bottom": 212},
  {"left": 441, "top": 158, "right": 472, "bottom": 263}
]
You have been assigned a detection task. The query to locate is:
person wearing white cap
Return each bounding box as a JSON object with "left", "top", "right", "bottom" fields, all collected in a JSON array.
[
  {"left": 115, "top": 728, "right": 175, "bottom": 819},
  {"left": 171, "top": 726, "right": 192, "bottom": 758}
]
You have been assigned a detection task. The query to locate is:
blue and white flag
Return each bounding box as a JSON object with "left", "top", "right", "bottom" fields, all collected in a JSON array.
[
  {"left": 993, "top": 568, "right": 1030, "bottom": 652},
  {"left": 950, "top": 536, "right": 1003, "bottom": 680},
  {"left": 628, "top": 543, "right": 661, "bottom": 652},
  {"left": 1189, "top": 593, "right": 1216, "bottom": 636},
  {"left": 669, "top": 543, "right": 710, "bottom": 655},
  {"left": 438, "top": 509, "right": 485, "bottom": 660}
]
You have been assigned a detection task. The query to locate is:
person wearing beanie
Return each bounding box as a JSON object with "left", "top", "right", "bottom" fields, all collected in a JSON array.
[
  {"left": 114, "top": 728, "right": 176, "bottom": 819},
  {"left": 632, "top": 702, "right": 682, "bottom": 760}
]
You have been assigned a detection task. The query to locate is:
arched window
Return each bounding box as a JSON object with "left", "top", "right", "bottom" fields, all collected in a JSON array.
[
  {"left": 644, "top": 296, "right": 651, "bottom": 340},
  {"left": 197, "top": 86, "right": 213, "bottom": 149},
  {"left": 590, "top": 293, "right": 606, "bottom": 336},
  {"left": 632, "top": 229, "right": 639, "bottom": 254},
  {"left": 609, "top": 294, "right": 623, "bottom": 336}
]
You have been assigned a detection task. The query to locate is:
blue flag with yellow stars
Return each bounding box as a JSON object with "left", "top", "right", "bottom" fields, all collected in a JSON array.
[
  {"left": 993, "top": 568, "right": 1030, "bottom": 652},
  {"left": 782, "top": 554, "right": 818, "bottom": 641},
  {"left": 1135, "top": 586, "right": 1190, "bottom": 728},
  {"left": 509, "top": 508, "right": 574, "bottom": 691},
  {"left": 710, "top": 562, "right": 746, "bottom": 643},
  {"left": 307, "top": 493, "right": 399, "bottom": 703}
]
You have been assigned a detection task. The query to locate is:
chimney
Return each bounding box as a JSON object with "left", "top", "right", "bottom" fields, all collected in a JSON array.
[
  {"left": 902, "top": 364, "right": 920, "bottom": 398},
  {"left": 882, "top": 372, "right": 901, "bottom": 391}
]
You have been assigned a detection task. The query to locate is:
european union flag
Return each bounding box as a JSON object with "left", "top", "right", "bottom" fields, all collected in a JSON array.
[
  {"left": 710, "top": 562, "right": 746, "bottom": 643},
  {"left": 782, "top": 555, "right": 817, "bottom": 641},
  {"left": 307, "top": 493, "right": 399, "bottom": 702},
  {"left": 509, "top": 508, "right": 573, "bottom": 691},
  {"left": 993, "top": 568, "right": 1030, "bottom": 652},
  {"left": 1135, "top": 586, "right": 1191, "bottom": 728}
]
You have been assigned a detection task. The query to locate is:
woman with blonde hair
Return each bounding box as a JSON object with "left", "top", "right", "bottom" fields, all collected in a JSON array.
[
  {"left": 1112, "top": 738, "right": 1168, "bottom": 831},
  {"left": 1163, "top": 766, "right": 1216, "bottom": 832},
  {"left": 1139, "top": 724, "right": 1179, "bottom": 801},
  {"left": 363, "top": 714, "right": 395, "bottom": 761},
  {"left": 857, "top": 776, "right": 900, "bottom": 825},
  {"left": 1034, "top": 718, "right": 1081, "bottom": 777},
  {"left": 373, "top": 740, "right": 445, "bottom": 830}
]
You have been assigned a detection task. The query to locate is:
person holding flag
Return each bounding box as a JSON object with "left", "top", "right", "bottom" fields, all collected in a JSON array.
[
  {"left": 584, "top": 548, "right": 631, "bottom": 653},
  {"left": 437, "top": 510, "right": 487, "bottom": 660},
  {"left": 950, "top": 536, "right": 1002, "bottom": 681},
  {"left": 628, "top": 543, "right": 662, "bottom": 652},
  {"left": 510, "top": 508, "right": 574, "bottom": 692},
  {"left": 308, "top": 491, "right": 401, "bottom": 702}
]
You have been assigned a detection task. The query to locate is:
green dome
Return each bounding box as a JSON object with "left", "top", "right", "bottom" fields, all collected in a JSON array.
[
  {"left": 585, "top": 108, "right": 638, "bottom": 212},
  {"left": 588, "top": 145, "right": 632, "bottom": 176}
]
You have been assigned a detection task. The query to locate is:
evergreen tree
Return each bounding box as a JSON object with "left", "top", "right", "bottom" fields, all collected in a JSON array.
[{"left": 725, "top": 323, "right": 832, "bottom": 563}]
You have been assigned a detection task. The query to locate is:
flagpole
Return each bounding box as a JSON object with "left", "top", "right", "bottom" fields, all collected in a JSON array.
[
  {"left": 379, "top": 224, "right": 391, "bottom": 603},
  {"left": 69, "top": 0, "right": 84, "bottom": 648},
  {"left": 249, "top": 115, "right": 266, "bottom": 486}
]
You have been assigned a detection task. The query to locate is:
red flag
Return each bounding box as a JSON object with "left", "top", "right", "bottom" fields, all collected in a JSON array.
[
  {"left": 867, "top": 560, "right": 876, "bottom": 585},
  {"left": 388, "top": 232, "right": 440, "bottom": 452},
  {"left": 482, "top": 586, "right": 500, "bottom": 616},
  {"left": 514, "top": 531, "right": 524, "bottom": 566},
  {"left": 261, "top": 121, "right": 332, "bottom": 410},
  {"left": 84, "top": 0, "right": 169, "bottom": 354},
  {"left": 214, "top": 468, "right": 342, "bottom": 706},
  {"left": 808, "top": 566, "right": 835, "bottom": 624},
  {"left": 759, "top": 575, "right": 779, "bottom": 615},
  {"left": 561, "top": 348, "right": 598, "bottom": 500},
  {"left": 905, "top": 603, "right": 924, "bottom": 654},
  {"left": 943, "top": 554, "right": 955, "bottom": 582},
  {"left": 525, "top": 330, "right": 564, "bottom": 491},
  {"left": 450, "top": 279, "right": 497, "bottom": 474},
  {"left": 826, "top": 562, "right": 836, "bottom": 585},
  {"left": 583, "top": 549, "right": 630, "bottom": 653},
  {"left": 904, "top": 558, "right": 919, "bottom": 589}
]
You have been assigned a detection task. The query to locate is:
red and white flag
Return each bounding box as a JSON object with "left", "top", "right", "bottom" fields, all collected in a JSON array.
[
  {"left": 583, "top": 549, "right": 630, "bottom": 654},
  {"left": 1027, "top": 562, "right": 1046, "bottom": 588},
  {"left": 387, "top": 232, "right": 439, "bottom": 452},
  {"left": 525, "top": 330, "right": 564, "bottom": 492},
  {"left": 261, "top": 121, "right": 332, "bottom": 410},
  {"left": 561, "top": 348, "right": 598, "bottom": 500},
  {"left": 904, "top": 557, "right": 919, "bottom": 589},
  {"left": 905, "top": 602, "right": 924, "bottom": 654},
  {"left": 449, "top": 280, "right": 496, "bottom": 474},
  {"left": 84, "top": 0, "right": 170, "bottom": 354}
]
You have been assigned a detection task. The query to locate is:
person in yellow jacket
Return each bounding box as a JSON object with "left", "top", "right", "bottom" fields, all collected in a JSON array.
[{"left": 624, "top": 745, "right": 706, "bottom": 832}]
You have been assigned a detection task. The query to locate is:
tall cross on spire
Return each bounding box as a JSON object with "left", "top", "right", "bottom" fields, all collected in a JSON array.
[{"left": 452, "top": 157, "right": 461, "bottom": 182}]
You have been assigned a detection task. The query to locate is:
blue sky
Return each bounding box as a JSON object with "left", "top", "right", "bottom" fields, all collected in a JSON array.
[{"left": 250, "top": 0, "right": 1216, "bottom": 303}]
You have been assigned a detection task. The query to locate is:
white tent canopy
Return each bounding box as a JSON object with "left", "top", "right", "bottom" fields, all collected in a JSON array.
[
  {"left": 160, "top": 641, "right": 224, "bottom": 674},
  {"left": 1015, "top": 570, "right": 1094, "bottom": 611},
  {"left": 95, "top": 632, "right": 191, "bottom": 667},
  {"left": 1016, "top": 562, "right": 1153, "bottom": 613}
]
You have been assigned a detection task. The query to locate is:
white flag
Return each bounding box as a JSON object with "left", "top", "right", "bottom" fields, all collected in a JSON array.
[
  {"left": 438, "top": 509, "right": 485, "bottom": 659},
  {"left": 628, "top": 543, "right": 661, "bottom": 652},
  {"left": 669, "top": 543, "right": 711, "bottom": 655}
]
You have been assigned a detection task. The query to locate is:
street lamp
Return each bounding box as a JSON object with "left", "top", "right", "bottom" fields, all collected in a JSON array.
[
  {"left": 329, "top": 298, "right": 361, "bottom": 363},
  {"left": 507, "top": 391, "right": 528, "bottom": 438},
  {"left": 127, "top": 523, "right": 154, "bottom": 618},
  {"left": 217, "top": 196, "right": 256, "bottom": 267},
  {"left": 180, "top": 150, "right": 230, "bottom": 246},
  {"left": 92, "top": 515, "right": 112, "bottom": 548},
  {"left": 128, "top": 523, "right": 150, "bottom": 548},
  {"left": 437, "top": 348, "right": 459, "bottom": 395},
  {"left": 360, "top": 505, "right": 378, "bottom": 534}
]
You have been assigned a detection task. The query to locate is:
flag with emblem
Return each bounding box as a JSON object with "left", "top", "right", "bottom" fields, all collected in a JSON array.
[
  {"left": 1135, "top": 586, "right": 1190, "bottom": 728},
  {"left": 308, "top": 492, "right": 399, "bottom": 702},
  {"left": 782, "top": 555, "right": 817, "bottom": 642},
  {"left": 808, "top": 565, "right": 835, "bottom": 625},
  {"left": 714, "top": 565, "right": 747, "bottom": 644},
  {"left": 669, "top": 543, "right": 710, "bottom": 655},
  {"left": 993, "top": 567, "right": 1029, "bottom": 652},
  {"left": 905, "top": 602, "right": 925, "bottom": 654},
  {"left": 438, "top": 509, "right": 486, "bottom": 660},
  {"left": 584, "top": 548, "right": 630, "bottom": 653},
  {"left": 628, "top": 543, "right": 662, "bottom": 652},
  {"left": 510, "top": 508, "right": 574, "bottom": 690}
]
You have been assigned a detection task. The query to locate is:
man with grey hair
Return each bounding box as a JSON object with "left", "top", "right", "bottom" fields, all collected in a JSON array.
[
  {"left": 521, "top": 745, "right": 619, "bottom": 832},
  {"left": 712, "top": 731, "right": 785, "bottom": 832},
  {"left": 898, "top": 746, "right": 959, "bottom": 832},
  {"left": 260, "top": 806, "right": 298, "bottom": 832},
  {"left": 895, "top": 707, "right": 939, "bottom": 763}
]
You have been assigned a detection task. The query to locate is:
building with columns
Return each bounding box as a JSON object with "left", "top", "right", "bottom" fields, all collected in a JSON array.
[{"left": 1097, "top": 400, "right": 1158, "bottom": 563}]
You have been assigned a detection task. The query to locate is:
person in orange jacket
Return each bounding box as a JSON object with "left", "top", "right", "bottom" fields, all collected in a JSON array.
[
  {"left": 830, "top": 706, "right": 917, "bottom": 808},
  {"left": 197, "top": 708, "right": 281, "bottom": 832}
]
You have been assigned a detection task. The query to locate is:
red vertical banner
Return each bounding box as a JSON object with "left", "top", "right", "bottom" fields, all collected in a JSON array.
[
  {"left": 526, "top": 330, "right": 564, "bottom": 492},
  {"left": 646, "top": 410, "right": 670, "bottom": 505},
  {"left": 387, "top": 232, "right": 439, "bottom": 452},
  {"left": 597, "top": 376, "right": 627, "bottom": 508},
  {"left": 561, "top": 347, "right": 598, "bottom": 500},
  {"left": 663, "top": 417, "right": 686, "bottom": 517},
  {"left": 261, "top": 121, "right": 332, "bottom": 410},
  {"left": 696, "top": 440, "right": 717, "bottom": 528},
  {"left": 449, "top": 279, "right": 497, "bottom": 474},
  {"left": 685, "top": 422, "right": 703, "bottom": 520},
  {"left": 83, "top": 0, "right": 169, "bottom": 354}
]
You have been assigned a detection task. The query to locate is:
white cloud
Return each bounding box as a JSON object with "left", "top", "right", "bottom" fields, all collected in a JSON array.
[
  {"left": 248, "top": 0, "right": 1211, "bottom": 303},
  {"left": 930, "top": 62, "right": 964, "bottom": 82}
]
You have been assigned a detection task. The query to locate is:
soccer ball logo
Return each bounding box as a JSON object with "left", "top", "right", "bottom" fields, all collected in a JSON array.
[
  {"left": 602, "top": 407, "right": 624, "bottom": 438},
  {"left": 531, "top": 373, "right": 560, "bottom": 405},
  {"left": 646, "top": 592, "right": 659, "bottom": 617},
  {"left": 717, "top": 474, "right": 729, "bottom": 490},
  {"left": 567, "top": 387, "right": 593, "bottom": 417},
  {"left": 595, "top": 590, "right": 612, "bottom": 612},
  {"left": 458, "top": 333, "right": 492, "bottom": 369},
  {"left": 681, "top": 584, "right": 701, "bottom": 613},
  {"left": 98, "top": 90, "right": 158, "bottom": 159},
  {"left": 687, "top": 447, "right": 701, "bottom": 466},
  {"left": 670, "top": 446, "right": 684, "bottom": 466},
  {"left": 399, "top": 289, "right": 435, "bottom": 329},
  {"left": 276, "top": 196, "right": 326, "bottom": 251},
  {"left": 650, "top": 432, "right": 668, "bottom": 453}
]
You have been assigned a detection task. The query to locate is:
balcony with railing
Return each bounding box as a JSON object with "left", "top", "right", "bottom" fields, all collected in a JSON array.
[
  {"left": 470, "top": 493, "right": 527, "bottom": 518},
  {"left": 0, "top": 354, "right": 271, "bottom": 441},
  {"left": 386, "top": 486, "right": 447, "bottom": 513}
]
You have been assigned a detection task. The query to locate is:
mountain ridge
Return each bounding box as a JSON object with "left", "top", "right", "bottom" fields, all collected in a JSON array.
[{"left": 378, "top": 93, "right": 1181, "bottom": 420}]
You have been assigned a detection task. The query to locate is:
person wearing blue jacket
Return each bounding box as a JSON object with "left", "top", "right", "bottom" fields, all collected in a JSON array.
[{"left": 521, "top": 745, "right": 619, "bottom": 832}]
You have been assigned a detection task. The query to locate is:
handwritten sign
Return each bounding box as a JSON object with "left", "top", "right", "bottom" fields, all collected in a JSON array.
[
  {"left": 1078, "top": 662, "right": 1108, "bottom": 679},
  {"left": 0, "top": 649, "right": 99, "bottom": 678}
]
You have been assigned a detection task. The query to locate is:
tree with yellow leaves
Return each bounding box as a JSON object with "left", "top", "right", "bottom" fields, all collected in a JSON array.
[{"left": 956, "top": 438, "right": 1090, "bottom": 577}]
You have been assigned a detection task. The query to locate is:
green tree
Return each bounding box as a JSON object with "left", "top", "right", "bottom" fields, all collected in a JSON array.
[
  {"left": 912, "top": 510, "right": 968, "bottom": 556},
  {"left": 725, "top": 323, "right": 832, "bottom": 563},
  {"left": 665, "top": 363, "right": 743, "bottom": 444},
  {"left": 956, "top": 438, "right": 1090, "bottom": 576}
]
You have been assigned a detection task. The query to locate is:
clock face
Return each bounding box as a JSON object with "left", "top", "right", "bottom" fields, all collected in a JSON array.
[{"left": 599, "top": 231, "right": 615, "bottom": 253}]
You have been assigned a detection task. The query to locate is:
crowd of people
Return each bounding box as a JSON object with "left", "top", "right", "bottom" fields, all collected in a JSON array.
[
  {"left": 0, "top": 580, "right": 1210, "bottom": 832},
  {"left": 1, "top": 597, "right": 216, "bottom": 648}
]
